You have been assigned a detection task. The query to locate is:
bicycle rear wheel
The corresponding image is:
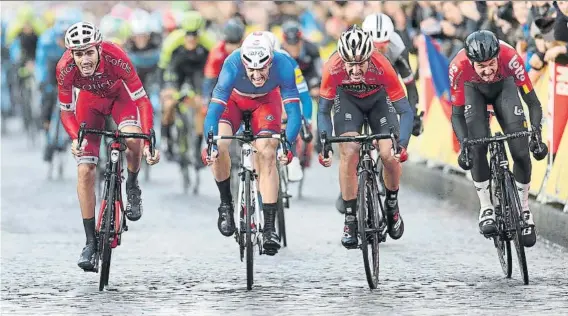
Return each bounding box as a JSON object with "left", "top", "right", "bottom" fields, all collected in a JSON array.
[
  {"left": 99, "top": 177, "right": 116, "bottom": 291},
  {"left": 358, "top": 172, "right": 379, "bottom": 289},
  {"left": 244, "top": 171, "right": 254, "bottom": 290},
  {"left": 505, "top": 174, "right": 529, "bottom": 285}
]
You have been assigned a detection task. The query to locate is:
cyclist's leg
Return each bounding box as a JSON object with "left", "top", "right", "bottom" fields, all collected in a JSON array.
[
  {"left": 333, "top": 88, "right": 365, "bottom": 248},
  {"left": 463, "top": 82, "right": 495, "bottom": 234},
  {"left": 111, "top": 88, "right": 146, "bottom": 221},
  {"left": 251, "top": 90, "right": 283, "bottom": 253},
  {"left": 367, "top": 92, "right": 404, "bottom": 239},
  {"left": 494, "top": 77, "right": 535, "bottom": 245},
  {"left": 75, "top": 91, "right": 106, "bottom": 270},
  {"left": 160, "top": 86, "right": 177, "bottom": 157},
  {"left": 43, "top": 90, "right": 58, "bottom": 162},
  {"left": 190, "top": 95, "right": 205, "bottom": 168},
  {"left": 211, "top": 94, "right": 240, "bottom": 237}
]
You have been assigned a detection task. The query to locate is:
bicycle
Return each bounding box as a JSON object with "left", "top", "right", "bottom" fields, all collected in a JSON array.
[
  {"left": 462, "top": 130, "right": 536, "bottom": 285},
  {"left": 320, "top": 120, "right": 398, "bottom": 289},
  {"left": 206, "top": 111, "right": 289, "bottom": 291},
  {"left": 77, "top": 122, "right": 156, "bottom": 291}
]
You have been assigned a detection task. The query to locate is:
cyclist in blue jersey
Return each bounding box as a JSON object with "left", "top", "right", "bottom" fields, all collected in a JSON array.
[
  {"left": 36, "top": 9, "right": 82, "bottom": 161},
  {"left": 202, "top": 32, "right": 301, "bottom": 255}
]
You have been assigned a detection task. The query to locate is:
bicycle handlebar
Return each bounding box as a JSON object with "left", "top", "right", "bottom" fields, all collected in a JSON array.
[
  {"left": 462, "top": 131, "right": 534, "bottom": 164},
  {"left": 205, "top": 130, "right": 289, "bottom": 161},
  {"left": 77, "top": 122, "right": 156, "bottom": 157},
  {"left": 462, "top": 131, "right": 532, "bottom": 147},
  {"left": 319, "top": 127, "right": 399, "bottom": 159}
]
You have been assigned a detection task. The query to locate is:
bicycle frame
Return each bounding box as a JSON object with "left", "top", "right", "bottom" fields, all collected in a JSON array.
[
  {"left": 236, "top": 140, "right": 263, "bottom": 238},
  {"left": 97, "top": 138, "right": 127, "bottom": 248}
]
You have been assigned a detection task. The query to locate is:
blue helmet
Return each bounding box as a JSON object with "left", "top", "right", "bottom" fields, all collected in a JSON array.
[{"left": 54, "top": 8, "right": 83, "bottom": 37}]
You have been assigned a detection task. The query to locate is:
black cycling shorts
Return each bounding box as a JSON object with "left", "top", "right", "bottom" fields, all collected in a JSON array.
[
  {"left": 332, "top": 87, "right": 399, "bottom": 136},
  {"left": 464, "top": 77, "right": 527, "bottom": 136},
  {"left": 464, "top": 76, "right": 531, "bottom": 183}
]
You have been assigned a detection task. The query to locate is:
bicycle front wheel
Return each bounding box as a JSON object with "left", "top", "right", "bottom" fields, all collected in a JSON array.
[
  {"left": 276, "top": 165, "right": 287, "bottom": 248},
  {"left": 505, "top": 174, "right": 529, "bottom": 285},
  {"left": 99, "top": 176, "right": 116, "bottom": 291},
  {"left": 358, "top": 171, "right": 379, "bottom": 289},
  {"left": 244, "top": 171, "right": 254, "bottom": 290}
]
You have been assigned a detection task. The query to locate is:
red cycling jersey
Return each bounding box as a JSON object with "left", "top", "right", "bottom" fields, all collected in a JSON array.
[
  {"left": 204, "top": 41, "right": 230, "bottom": 78},
  {"left": 319, "top": 51, "right": 406, "bottom": 101},
  {"left": 57, "top": 41, "right": 153, "bottom": 141},
  {"left": 449, "top": 41, "right": 534, "bottom": 106}
]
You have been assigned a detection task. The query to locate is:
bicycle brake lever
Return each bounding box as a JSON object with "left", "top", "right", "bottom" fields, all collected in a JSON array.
[
  {"left": 149, "top": 129, "right": 156, "bottom": 157},
  {"left": 206, "top": 130, "right": 214, "bottom": 159},
  {"left": 77, "top": 122, "right": 87, "bottom": 150}
]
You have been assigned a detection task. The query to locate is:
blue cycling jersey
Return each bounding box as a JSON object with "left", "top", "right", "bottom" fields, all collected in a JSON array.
[
  {"left": 278, "top": 48, "right": 313, "bottom": 123},
  {"left": 35, "top": 28, "right": 66, "bottom": 91},
  {"left": 203, "top": 49, "right": 301, "bottom": 142}
]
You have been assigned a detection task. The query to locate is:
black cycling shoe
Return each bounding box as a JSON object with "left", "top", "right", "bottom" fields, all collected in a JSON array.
[
  {"left": 218, "top": 202, "right": 236, "bottom": 237},
  {"left": 412, "top": 111, "right": 424, "bottom": 137},
  {"left": 125, "top": 182, "right": 143, "bottom": 221},
  {"left": 335, "top": 193, "right": 346, "bottom": 214},
  {"left": 43, "top": 144, "right": 55, "bottom": 162},
  {"left": 385, "top": 199, "right": 404, "bottom": 240},
  {"left": 77, "top": 241, "right": 97, "bottom": 272},
  {"left": 263, "top": 230, "right": 281, "bottom": 256},
  {"left": 341, "top": 215, "right": 358, "bottom": 249}
]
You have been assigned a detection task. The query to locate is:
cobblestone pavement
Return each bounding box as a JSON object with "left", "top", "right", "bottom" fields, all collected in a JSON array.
[{"left": 1, "top": 130, "right": 567, "bottom": 316}]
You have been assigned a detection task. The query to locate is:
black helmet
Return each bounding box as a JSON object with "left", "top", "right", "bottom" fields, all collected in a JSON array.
[
  {"left": 223, "top": 18, "right": 245, "bottom": 44},
  {"left": 464, "top": 30, "right": 500, "bottom": 63}
]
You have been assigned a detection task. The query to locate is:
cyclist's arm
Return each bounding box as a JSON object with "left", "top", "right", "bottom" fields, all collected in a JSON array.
[
  {"left": 278, "top": 57, "right": 302, "bottom": 142},
  {"left": 393, "top": 49, "right": 419, "bottom": 111},
  {"left": 449, "top": 62, "right": 467, "bottom": 144},
  {"left": 203, "top": 57, "right": 239, "bottom": 136},
  {"left": 158, "top": 30, "right": 183, "bottom": 70},
  {"left": 202, "top": 48, "right": 223, "bottom": 105},
  {"left": 34, "top": 33, "right": 49, "bottom": 87},
  {"left": 6, "top": 21, "right": 22, "bottom": 45},
  {"left": 380, "top": 54, "right": 412, "bottom": 148},
  {"left": 58, "top": 77, "right": 79, "bottom": 140},
  {"left": 317, "top": 65, "right": 335, "bottom": 137},
  {"left": 501, "top": 43, "right": 543, "bottom": 127}
]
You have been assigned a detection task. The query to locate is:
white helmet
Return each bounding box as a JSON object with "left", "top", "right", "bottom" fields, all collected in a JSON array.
[
  {"left": 240, "top": 32, "right": 274, "bottom": 69},
  {"left": 130, "top": 17, "right": 152, "bottom": 35},
  {"left": 362, "top": 13, "right": 394, "bottom": 43},
  {"left": 337, "top": 25, "right": 373, "bottom": 63},
  {"left": 262, "top": 31, "right": 281, "bottom": 51},
  {"left": 65, "top": 22, "right": 102, "bottom": 50}
]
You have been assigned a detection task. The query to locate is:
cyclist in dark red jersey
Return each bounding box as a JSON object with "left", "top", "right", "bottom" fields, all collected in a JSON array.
[
  {"left": 450, "top": 30, "right": 548, "bottom": 247},
  {"left": 57, "top": 22, "right": 160, "bottom": 271},
  {"left": 202, "top": 18, "right": 245, "bottom": 107}
]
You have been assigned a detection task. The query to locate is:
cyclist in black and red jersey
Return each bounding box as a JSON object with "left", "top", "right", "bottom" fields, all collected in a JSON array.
[{"left": 450, "top": 30, "right": 548, "bottom": 248}]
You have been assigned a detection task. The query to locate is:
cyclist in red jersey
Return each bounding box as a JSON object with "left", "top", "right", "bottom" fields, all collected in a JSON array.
[
  {"left": 57, "top": 22, "right": 160, "bottom": 271},
  {"left": 318, "top": 26, "right": 413, "bottom": 249},
  {"left": 450, "top": 30, "right": 548, "bottom": 247},
  {"left": 202, "top": 18, "right": 245, "bottom": 107}
]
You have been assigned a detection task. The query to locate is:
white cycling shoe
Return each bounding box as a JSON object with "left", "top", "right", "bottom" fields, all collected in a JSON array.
[{"left": 287, "top": 157, "right": 303, "bottom": 182}]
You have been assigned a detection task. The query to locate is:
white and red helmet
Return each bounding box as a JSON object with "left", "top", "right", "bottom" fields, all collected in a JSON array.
[
  {"left": 240, "top": 32, "right": 274, "bottom": 69},
  {"left": 64, "top": 22, "right": 102, "bottom": 50}
]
